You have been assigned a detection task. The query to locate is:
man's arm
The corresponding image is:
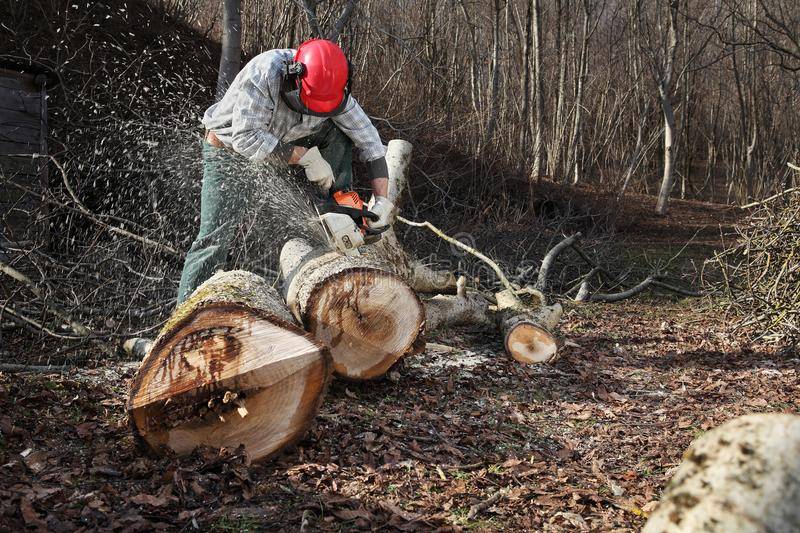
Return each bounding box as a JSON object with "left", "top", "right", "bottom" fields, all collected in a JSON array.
[
  {"left": 371, "top": 177, "right": 389, "bottom": 198},
  {"left": 230, "top": 71, "right": 285, "bottom": 162}
]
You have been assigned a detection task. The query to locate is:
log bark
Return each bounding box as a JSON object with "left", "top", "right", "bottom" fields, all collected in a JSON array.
[
  {"left": 281, "top": 238, "right": 425, "bottom": 380},
  {"left": 127, "top": 270, "right": 330, "bottom": 462},
  {"left": 644, "top": 413, "right": 800, "bottom": 533},
  {"left": 423, "top": 292, "right": 495, "bottom": 332}
]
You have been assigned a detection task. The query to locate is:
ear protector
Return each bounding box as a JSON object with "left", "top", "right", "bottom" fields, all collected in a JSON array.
[{"left": 280, "top": 59, "right": 352, "bottom": 117}]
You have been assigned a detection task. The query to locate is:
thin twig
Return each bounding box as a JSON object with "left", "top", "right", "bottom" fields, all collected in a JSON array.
[
  {"left": 467, "top": 488, "right": 508, "bottom": 520},
  {"left": 396, "top": 215, "right": 521, "bottom": 305}
]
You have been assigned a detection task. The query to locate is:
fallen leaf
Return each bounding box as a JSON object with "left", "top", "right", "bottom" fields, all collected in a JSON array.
[{"left": 379, "top": 501, "right": 421, "bottom": 522}]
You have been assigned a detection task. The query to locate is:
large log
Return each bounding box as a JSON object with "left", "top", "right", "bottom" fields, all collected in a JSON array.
[
  {"left": 127, "top": 270, "right": 330, "bottom": 461},
  {"left": 643, "top": 413, "right": 800, "bottom": 533},
  {"left": 281, "top": 238, "right": 425, "bottom": 380}
]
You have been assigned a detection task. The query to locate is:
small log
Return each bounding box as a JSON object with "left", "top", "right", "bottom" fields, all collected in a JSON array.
[
  {"left": 500, "top": 303, "right": 562, "bottom": 364},
  {"left": 127, "top": 270, "right": 330, "bottom": 461},
  {"left": 281, "top": 238, "right": 424, "bottom": 380},
  {"left": 424, "top": 281, "right": 561, "bottom": 364},
  {"left": 644, "top": 413, "right": 800, "bottom": 533}
]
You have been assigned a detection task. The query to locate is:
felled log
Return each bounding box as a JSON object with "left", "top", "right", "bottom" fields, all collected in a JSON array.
[
  {"left": 422, "top": 280, "right": 562, "bottom": 363},
  {"left": 280, "top": 238, "right": 424, "bottom": 380},
  {"left": 127, "top": 270, "right": 330, "bottom": 461},
  {"left": 500, "top": 304, "right": 562, "bottom": 363},
  {"left": 643, "top": 413, "right": 800, "bottom": 533},
  {"left": 495, "top": 287, "right": 562, "bottom": 364},
  {"left": 362, "top": 140, "right": 457, "bottom": 294}
]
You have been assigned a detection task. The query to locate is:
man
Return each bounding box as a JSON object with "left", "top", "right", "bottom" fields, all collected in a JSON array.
[{"left": 177, "top": 39, "right": 393, "bottom": 304}]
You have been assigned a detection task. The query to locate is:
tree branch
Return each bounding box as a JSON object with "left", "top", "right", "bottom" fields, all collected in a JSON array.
[
  {"left": 396, "top": 215, "right": 521, "bottom": 305},
  {"left": 299, "top": 0, "right": 322, "bottom": 38},
  {"left": 328, "top": 0, "right": 357, "bottom": 41}
]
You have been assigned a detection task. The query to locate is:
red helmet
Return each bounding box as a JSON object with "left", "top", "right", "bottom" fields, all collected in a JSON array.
[{"left": 282, "top": 39, "right": 350, "bottom": 116}]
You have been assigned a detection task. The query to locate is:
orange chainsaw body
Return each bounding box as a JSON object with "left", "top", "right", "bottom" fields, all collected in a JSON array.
[{"left": 331, "top": 190, "right": 369, "bottom": 235}]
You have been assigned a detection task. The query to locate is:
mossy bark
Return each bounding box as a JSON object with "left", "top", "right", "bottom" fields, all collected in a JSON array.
[{"left": 644, "top": 413, "right": 800, "bottom": 533}]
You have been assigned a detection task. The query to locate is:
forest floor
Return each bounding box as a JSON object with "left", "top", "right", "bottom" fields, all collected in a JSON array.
[{"left": 2, "top": 295, "right": 797, "bottom": 531}]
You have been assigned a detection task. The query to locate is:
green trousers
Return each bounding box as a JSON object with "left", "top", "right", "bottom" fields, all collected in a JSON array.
[{"left": 176, "top": 122, "right": 353, "bottom": 304}]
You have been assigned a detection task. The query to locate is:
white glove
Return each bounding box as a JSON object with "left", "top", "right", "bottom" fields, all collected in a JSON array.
[
  {"left": 298, "top": 147, "right": 334, "bottom": 193},
  {"left": 367, "top": 195, "right": 394, "bottom": 229}
]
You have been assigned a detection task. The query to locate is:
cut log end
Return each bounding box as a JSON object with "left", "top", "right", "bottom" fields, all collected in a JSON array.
[
  {"left": 504, "top": 321, "right": 558, "bottom": 364},
  {"left": 305, "top": 268, "right": 424, "bottom": 380},
  {"left": 128, "top": 271, "right": 330, "bottom": 462}
]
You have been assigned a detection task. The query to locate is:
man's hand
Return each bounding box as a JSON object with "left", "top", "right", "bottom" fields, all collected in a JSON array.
[
  {"left": 296, "top": 147, "right": 334, "bottom": 194},
  {"left": 367, "top": 195, "right": 394, "bottom": 230}
]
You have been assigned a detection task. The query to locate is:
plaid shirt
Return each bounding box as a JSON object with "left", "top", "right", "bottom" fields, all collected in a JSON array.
[{"left": 202, "top": 49, "right": 385, "bottom": 164}]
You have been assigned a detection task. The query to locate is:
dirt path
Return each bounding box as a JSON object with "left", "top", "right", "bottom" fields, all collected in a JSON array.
[{"left": 1, "top": 298, "right": 796, "bottom": 531}]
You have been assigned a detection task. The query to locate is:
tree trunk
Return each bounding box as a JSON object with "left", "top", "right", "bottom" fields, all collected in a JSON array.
[
  {"left": 655, "top": 84, "right": 677, "bottom": 214},
  {"left": 483, "top": 0, "right": 503, "bottom": 144},
  {"left": 548, "top": 0, "right": 569, "bottom": 181},
  {"left": 127, "top": 270, "right": 330, "bottom": 461},
  {"left": 654, "top": 0, "right": 679, "bottom": 215},
  {"left": 519, "top": 0, "right": 533, "bottom": 153},
  {"left": 644, "top": 413, "right": 800, "bottom": 532},
  {"left": 280, "top": 238, "right": 425, "bottom": 380},
  {"left": 215, "top": 0, "right": 242, "bottom": 101},
  {"left": 530, "top": 0, "right": 544, "bottom": 182},
  {"left": 565, "top": 0, "right": 591, "bottom": 185}
]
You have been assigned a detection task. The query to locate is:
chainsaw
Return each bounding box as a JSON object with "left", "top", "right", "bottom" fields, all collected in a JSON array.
[{"left": 317, "top": 190, "right": 388, "bottom": 256}]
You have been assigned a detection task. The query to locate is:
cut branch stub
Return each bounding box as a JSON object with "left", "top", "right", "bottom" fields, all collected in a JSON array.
[
  {"left": 281, "top": 238, "right": 424, "bottom": 380},
  {"left": 127, "top": 270, "right": 330, "bottom": 462}
]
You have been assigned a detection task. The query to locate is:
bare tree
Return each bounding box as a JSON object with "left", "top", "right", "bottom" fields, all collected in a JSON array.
[
  {"left": 530, "top": 0, "right": 545, "bottom": 182},
  {"left": 215, "top": 0, "right": 242, "bottom": 101},
  {"left": 653, "top": 0, "right": 680, "bottom": 215}
]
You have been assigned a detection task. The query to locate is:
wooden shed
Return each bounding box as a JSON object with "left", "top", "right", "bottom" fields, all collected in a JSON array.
[{"left": 0, "top": 60, "right": 58, "bottom": 247}]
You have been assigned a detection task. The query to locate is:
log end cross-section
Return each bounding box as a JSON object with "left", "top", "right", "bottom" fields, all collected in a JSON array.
[
  {"left": 127, "top": 271, "right": 330, "bottom": 462},
  {"left": 305, "top": 267, "right": 424, "bottom": 379},
  {"left": 281, "top": 238, "right": 425, "bottom": 380},
  {"left": 501, "top": 303, "right": 563, "bottom": 364}
]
